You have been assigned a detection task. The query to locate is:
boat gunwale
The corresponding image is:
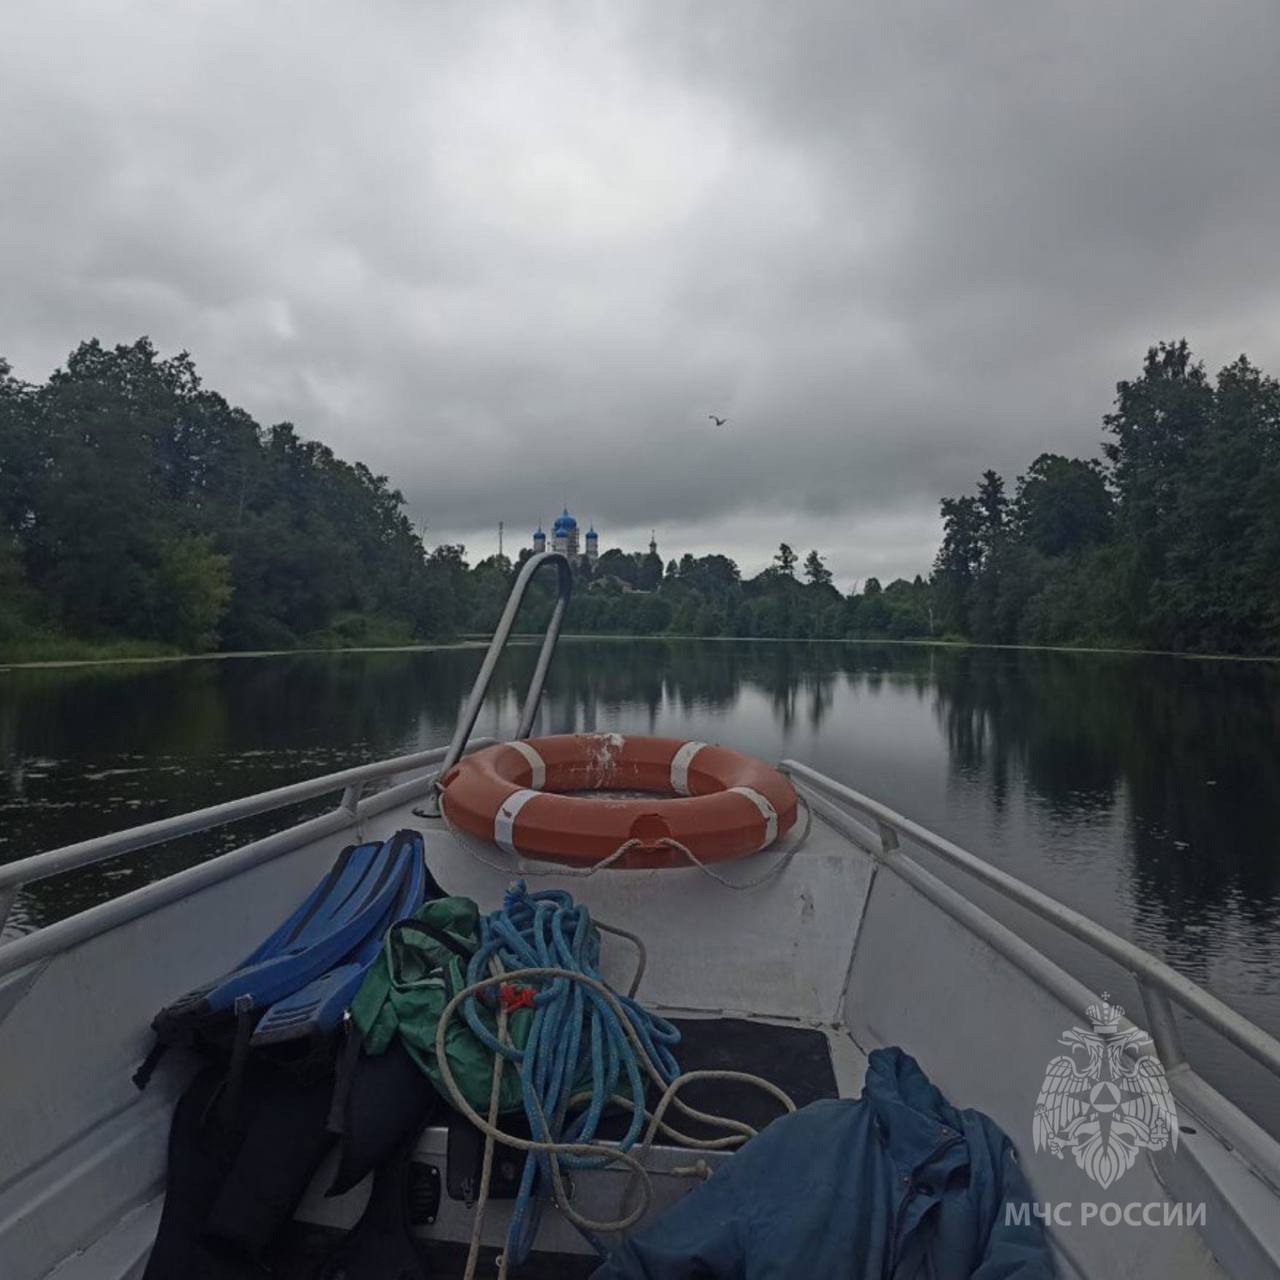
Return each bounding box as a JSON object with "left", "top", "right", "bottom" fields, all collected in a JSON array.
[
  {"left": 799, "top": 784, "right": 1280, "bottom": 1194},
  {"left": 0, "top": 739, "right": 497, "bottom": 978},
  {"left": 780, "top": 759, "right": 1280, "bottom": 1088}
]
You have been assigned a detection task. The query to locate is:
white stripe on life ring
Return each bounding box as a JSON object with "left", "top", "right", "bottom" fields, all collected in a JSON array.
[
  {"left": 670, "top": 741, "right": 706, "bottom": 795},
  {"left": 494, "top": 788, "right": 541, "bottom": 856},
  {"left": 730, "top": 785, "right": 778, "bottom": 849},
  {"left": 508, "top": 740, "right": 546, "bottom": 789}
]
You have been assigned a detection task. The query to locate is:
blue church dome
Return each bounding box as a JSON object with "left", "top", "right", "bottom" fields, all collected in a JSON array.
[
  {"left": 586, "top": 525, "right": 597, "bottom": 539},
  {"left": 553, "top": 508, "right": 578, "bottom": 534},
  {"left": 533, "top": 525, "right": 544, "bottom": 539}
]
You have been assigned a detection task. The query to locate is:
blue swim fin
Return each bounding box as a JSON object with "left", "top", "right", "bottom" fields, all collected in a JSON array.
[
  {"left": 152, "top": 833, "right": 418, "bottom": 1045},
  {"left": 250, "top": 830, "right": 429, "bottom": 1048}
]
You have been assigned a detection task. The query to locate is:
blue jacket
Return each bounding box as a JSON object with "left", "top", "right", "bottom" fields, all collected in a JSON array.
[{"left": 594, "top": 1047, "right": 1052, "bottom": 1279}]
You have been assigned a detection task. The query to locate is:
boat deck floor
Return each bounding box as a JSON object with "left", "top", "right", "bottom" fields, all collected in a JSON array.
[
  {"left": 273, "top": 1230, "right": 606, "bottom": 1279},
  {"left": 602, "top": 1014, "right": 844, "bottom": 1138},
  {"left": 274, "top": 1016, "right": 855, "bottom": 1279}
]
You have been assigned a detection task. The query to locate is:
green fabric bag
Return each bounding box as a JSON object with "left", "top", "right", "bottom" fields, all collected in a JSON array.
[{"left": 350, "top": 895, "right": 532, "bottom": 1113}]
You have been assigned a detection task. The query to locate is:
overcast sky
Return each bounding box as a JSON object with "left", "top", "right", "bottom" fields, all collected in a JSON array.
[{"left": 4, "top": 2, "right": 1279, "bottom": 587}]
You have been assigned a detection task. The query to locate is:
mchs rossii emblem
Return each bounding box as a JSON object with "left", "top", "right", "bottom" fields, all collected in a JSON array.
[{"left": 1033, "top": 994, "right": 1178, "bottom": 1189}]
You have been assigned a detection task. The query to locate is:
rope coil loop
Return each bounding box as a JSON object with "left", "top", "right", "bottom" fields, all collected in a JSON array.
[{"left": 439, "top": 884, "right": 796, "bottom": 1272}]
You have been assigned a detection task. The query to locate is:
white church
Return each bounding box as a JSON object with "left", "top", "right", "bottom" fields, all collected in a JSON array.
[
  {"left": 531, "top": 509, "right": 661, "bottom": 568},
  {"left": 532, "top": 509, "right": 598, "bottom": 563}
]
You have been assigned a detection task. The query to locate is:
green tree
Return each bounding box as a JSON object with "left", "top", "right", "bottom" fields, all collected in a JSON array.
[
  {"left": 671, "top": 593, "right": 702, "bottom": 634},
  {"left": 1102, "top": 339, "right": 1213, "bottom": 638},
  {"left": 856, "top": 579, "right": 889, "bottom": 634},
  {"left": 774, "top": 543, "right": 798, "bottom": 577},
  {"left": 1015, "top": 455, "right": 1113, "bottom": 557},
  {"left": 0, "top": 533, "right": 37, "bottom": 643},
  {"left": 681, "top": 554, "right": 740, "bottom": 597},
  {"left": 1149, "top": 355, "right": 1280, "bottom": 650},
  {"left": 421, "top": 544, "right": 473, "bottom": 640},
  {"left": 0, "top": 358, "right": 37, "bottom": 539},
  {"left": 976, "top": 469, "right": 1008, "bottom": 557},
  {"left": 883, "top": 577, "right": 931, "bottom": 639},
  {"left": 1103, "top": 340, "right": 1213, "bottom": 537},
  {"left": 932, "top": 494, "right": 983, "bottom": 634},
  {"left": 694, "top": 602, "right": 724, "bottom": 636},
  {"left": 639, "top": 550, "right": 663, "bottom": 591},
  {"left": 803, "top": 549, "right": 833, "bottom": 587},
  {"left": 596, "top": 547, "right": 639, "bottom": 586},
  {"left": 754, "top": 596, "right": 782, "bottom": 636},
  {"left": 633, "top": 594, "right": 672, "bottom": 634},
  {"left": 156, "top": 536, "right": 233, "bottom": 649}
]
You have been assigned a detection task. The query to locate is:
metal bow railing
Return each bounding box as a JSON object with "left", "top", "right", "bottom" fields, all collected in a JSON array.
[
  {"left": 414, "top": 550, "right": 572, "bottom": 816},
  {"left": 0, "top": 739, "right": 497, "bottom": 976}
]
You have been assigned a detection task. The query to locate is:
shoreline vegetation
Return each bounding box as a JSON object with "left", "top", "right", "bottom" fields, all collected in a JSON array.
[{"left": 3, "top": 337, "right": 1278, "bottom": 666}]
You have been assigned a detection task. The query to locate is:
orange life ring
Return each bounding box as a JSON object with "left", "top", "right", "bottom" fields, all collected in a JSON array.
[{"left": 437, "top": 733, "right": 799, "bottom": 869}]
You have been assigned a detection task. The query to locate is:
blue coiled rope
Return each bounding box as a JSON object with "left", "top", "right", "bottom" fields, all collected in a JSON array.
[{"left": 461, "top": 881, "right": 681, "bottom": 1265}]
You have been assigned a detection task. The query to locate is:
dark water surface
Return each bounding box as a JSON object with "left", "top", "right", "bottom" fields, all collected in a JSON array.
[{"left": 3, "top": 639, "right": 1279, "bottom": 1123}]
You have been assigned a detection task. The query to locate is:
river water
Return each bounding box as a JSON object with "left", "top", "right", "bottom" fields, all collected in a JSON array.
[{"left": 3, "top": 639, "right": 1278, "bottom": 1125}]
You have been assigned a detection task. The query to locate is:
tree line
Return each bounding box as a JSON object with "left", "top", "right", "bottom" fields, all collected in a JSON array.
[
  {"left": 932, "top": 340, "right": 1280, "bottom": 654},
  {"left": 0, "top": 339, "right": 467, "bottom": 655},
  {"left": 515, "top": 542, "right": 932, "bottom": 642},
  {"left": 2, "top": 336, "right": 1275, "bottom": 658}
]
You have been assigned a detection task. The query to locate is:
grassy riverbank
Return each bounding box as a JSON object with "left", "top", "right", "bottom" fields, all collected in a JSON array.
[
  {"left": 0, "top": 636, "right": 492, "bottom": 671},
  {"left": 0, "top": 634, "right": 181, "bottom": 666},
  {"left": 0, "top": 611, "right": 428, "bottom": 669},
  {"left": 7, "top": 629, "right": 1280, "bottom": 673}
]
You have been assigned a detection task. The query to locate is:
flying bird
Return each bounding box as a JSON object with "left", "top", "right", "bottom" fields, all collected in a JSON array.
[{"left": 708, "top": 414, "right": 728, "bottom": 426}]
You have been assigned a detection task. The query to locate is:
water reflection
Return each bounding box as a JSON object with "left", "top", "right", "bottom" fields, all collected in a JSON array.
[{"left": 929, "top": 648, "right": 1280, "bottom": 967}]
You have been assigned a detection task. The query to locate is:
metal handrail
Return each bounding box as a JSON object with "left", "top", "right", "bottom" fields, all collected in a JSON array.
[
  {"left": 415, "top": 550, "right": 573, "bottom": 815},
  {"left": 781, "top": 759, "right": 1280, "bottom": 1083},
  {"left": 0, "top": 740, "right": 492, "bottom": 936}
]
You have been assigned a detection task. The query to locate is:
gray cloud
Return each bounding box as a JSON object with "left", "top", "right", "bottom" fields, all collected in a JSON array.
[{"left": 3, "top": 1, "right": 1279, "bottom": 587}]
